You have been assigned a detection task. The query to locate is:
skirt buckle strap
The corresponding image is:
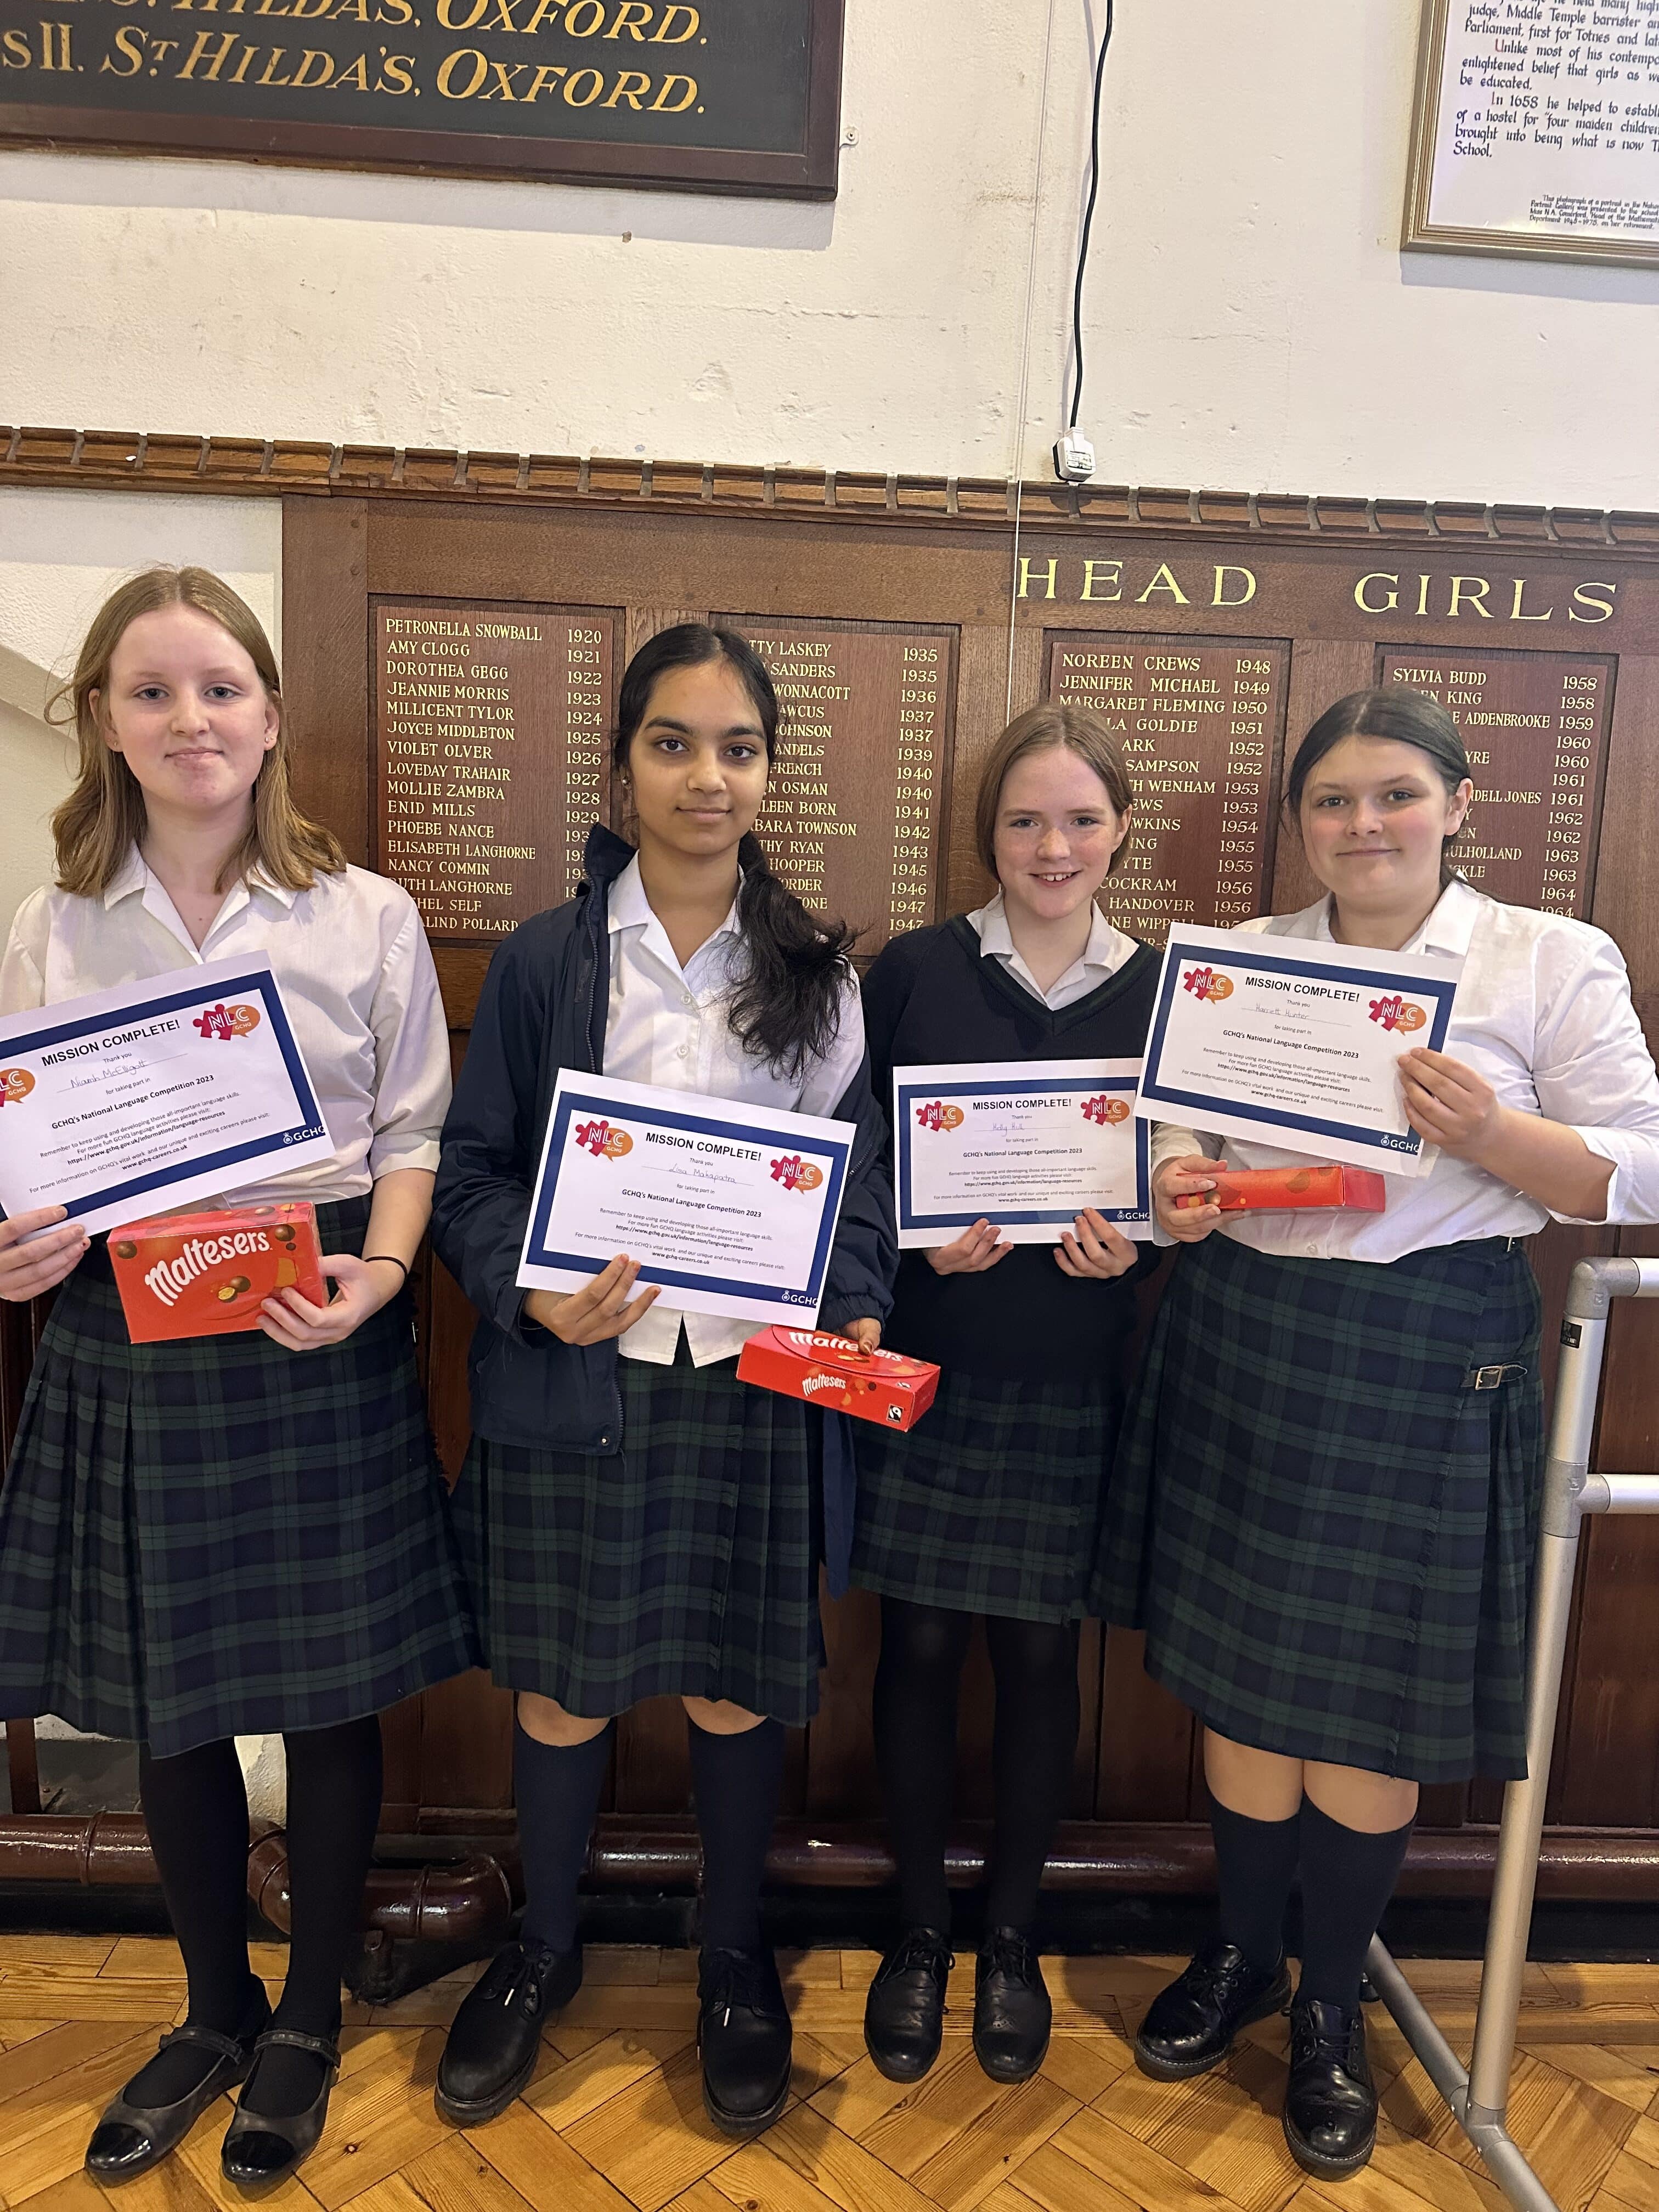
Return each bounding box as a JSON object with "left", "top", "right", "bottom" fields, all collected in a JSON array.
[{"left": 1463, "top": 1363, "right": 1528, "bottom": 1391}]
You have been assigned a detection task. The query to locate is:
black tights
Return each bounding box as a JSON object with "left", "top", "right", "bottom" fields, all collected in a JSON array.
[
  {"left": 872, "top": 1596, "right": 1079, "bottom": 1935},
  {"left": 131, "top": 1715, "right": 382, "bottom": 2119}
]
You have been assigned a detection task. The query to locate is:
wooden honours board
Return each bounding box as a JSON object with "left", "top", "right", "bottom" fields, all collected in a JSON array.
[
  {"left": 728, "top": 618, "right": 955, "bottom": 949},
  {"left": 1375, "top": 646, "right": 1613, "bottom": 918},
  {"left": 242, "top": 484, "right": 1659, "bottom": 1892},
  {"left": 1045, "top": 633, "right": 1290, "bottom": 945},
  {"left": 373, "top": 599, "right": 618, "bottom": 937}
]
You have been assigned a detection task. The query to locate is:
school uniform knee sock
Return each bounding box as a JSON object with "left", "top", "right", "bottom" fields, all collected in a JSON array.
[
  {"left": 234, "top": 1714, "right": 385, "bottom": 2120},
  {"left": 872, "top": 1598, "right": 975, "bottom": 1933},
  {"left": 984, "top": 1614, "right": 1081, "bottom": 1933},
  {"left": 1209, "top": 1796, "right": 1301, "bottom": 1975},
  {"left": 687, "top": 1713, "right": 786, "bottom": 1955},
  {"left": 131, "top": 1737, "right": 264, "bottom": 2104},
  {"left": 1296, "top": 1798, "right": 1415, "bottom": 2013},
  {"left": 514, "top": 1716, "right": 614, "bottom": 1959}
]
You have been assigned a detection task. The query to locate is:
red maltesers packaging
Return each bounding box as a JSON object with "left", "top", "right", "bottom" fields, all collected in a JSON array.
[
  {"left": 106, "top": 1201, "right": 327, "bottom": 1343},
  {"left": 737, "top": 1327, "right": 941, "bottom": 1431},
  {"left": 1174, "top": 1165, "right": 1387, "bottom": 1215}
]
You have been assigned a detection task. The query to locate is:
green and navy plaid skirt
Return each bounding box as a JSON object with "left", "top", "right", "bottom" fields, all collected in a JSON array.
[
  {"left": 453, "top": 1346, "right": 823, "bottom": 1725},
  {"left": 1092, "top": 1233, "right": 1542, "bottom": 1784},
  {"left": 0, "top": 1199, "right": 479, "bottom": 1759},
  {"left": 850, "top": 1372, "right": 1120, "bottom": 1623}
]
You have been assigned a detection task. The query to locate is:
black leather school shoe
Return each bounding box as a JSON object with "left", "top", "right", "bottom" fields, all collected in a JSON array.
[
  {"left": 220, "top": 2028, "right": 341, "bottom": 2187},
  {"left": 864, "top": 1928, "right": 955, "bottom": 2083},
  {"left": 435, "top": 1938, "right": 584, "bottom": 2124},
  {"left": 1133, "top": 1938, "right": 1292, "bottom": 2080},
  {"left": 973, "top": 1929, "right": 1051, "bottom": 2084},
  {"left": 85, "top": 2003, "right": 270, "bottom": 2183},
  {"left": 698, "top": 1945, "right": 792, "bottom": 2136},
  {"left": 1283, "top": 1996, "right": 1377, "bottom": 2179}
]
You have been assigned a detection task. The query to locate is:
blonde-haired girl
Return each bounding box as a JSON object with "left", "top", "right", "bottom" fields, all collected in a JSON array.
[{"left": 0, "top": 568, "right": 476, "bottom": 2188}]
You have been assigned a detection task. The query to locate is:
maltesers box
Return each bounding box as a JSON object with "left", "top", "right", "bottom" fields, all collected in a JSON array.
[
  {"left": 1173, "top": 1165, "right": 1387, "bottom": 1215},
  {"left": 106, "top": 1201, "right": 326, "bottom": 1344},
  {"left": 737, "top": 1327, "right": 941, "bottom": 1430}
]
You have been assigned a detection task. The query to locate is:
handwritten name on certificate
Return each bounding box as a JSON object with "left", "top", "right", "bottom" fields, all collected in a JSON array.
[
  {"left": 518, "top": 1071, "right": 855, "bottom": 1329},
  {"left": 894, "top": 1059, "right": 1150, "bottom": 1248},
  {"left": 1136, "top": 926, "right": 1465, "bottom": 1176},
  {"left": 0, "top": 958, "right": 332, "bottom": 1232}
]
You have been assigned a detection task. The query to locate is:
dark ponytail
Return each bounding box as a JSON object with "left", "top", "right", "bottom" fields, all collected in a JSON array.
[{"left": 613, "top": 623, "right": 857, "bottom": 1080}]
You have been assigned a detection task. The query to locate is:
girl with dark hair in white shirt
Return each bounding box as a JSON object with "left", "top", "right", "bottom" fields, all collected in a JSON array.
[
  {"left": 1098, "top": 687, "right": 1659, "bottom": 2182},
  {"left": 0, "top": 568, "right": 477, "bottom": 2190},
  {"left": 430, "top": 623, "right": 895, "bottom": 2142}
]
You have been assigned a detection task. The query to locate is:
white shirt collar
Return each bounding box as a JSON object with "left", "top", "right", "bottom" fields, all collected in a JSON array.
[
  {"left": 102, "top": 845, "right": 298, "bottom": 915},
  {"left": 1307, "top": 874, "right": 1484, "bottom": 958},
  {"left": 607, "top": 853, "right": 741, "bottom": 973},
  {"left": 972, "top": 889, "right": 1126, "bottom": 974}
]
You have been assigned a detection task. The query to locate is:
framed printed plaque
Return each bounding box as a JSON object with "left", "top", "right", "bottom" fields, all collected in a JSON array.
[
  {"left": 1405, "top": 0, "right": 1659, "bottom": 266},
  {"left": 0, "top": 0, "right": 843, "bottom": 198}
]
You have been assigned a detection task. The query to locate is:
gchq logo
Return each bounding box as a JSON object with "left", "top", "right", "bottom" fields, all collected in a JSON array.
[
  {"left": 573, "top": 1117, "right": 633, "bottom": 1159},
  {"left": 1181, "top": 966, "right": 1233, "bottom": 1003}
]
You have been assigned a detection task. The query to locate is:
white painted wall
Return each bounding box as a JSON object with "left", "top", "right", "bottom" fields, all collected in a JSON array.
[
  {"left": 4, "top": 0, "right": 1659, "bottom": 935},
  {"left": 0, "top": 492, "right": 281, "bottom": 940},
  {"left": 3, "top": 0, "right": 1656, "bottom": 505}
]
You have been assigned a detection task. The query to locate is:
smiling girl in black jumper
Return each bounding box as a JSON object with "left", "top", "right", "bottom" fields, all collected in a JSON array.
[{"left": 851, "top": 706, "right": 1158, "bottom": 2087}]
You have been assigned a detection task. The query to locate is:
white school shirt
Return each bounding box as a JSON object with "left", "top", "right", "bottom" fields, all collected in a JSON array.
[
  {"left": 604, "top": 855, "right": 866, "bottom": 1367},
  {"left": 0, "top": 850, "right": 450, "bottom": 1205},
  {"left": 1150, "top": 877, "right": 1659, "bottom": 1262},
  {"left": 967, "top": 891, "right": 1139, "bottom": 1010}
]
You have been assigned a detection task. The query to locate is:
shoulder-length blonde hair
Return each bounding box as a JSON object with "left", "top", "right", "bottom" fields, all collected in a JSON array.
[
  {"left": 48, "top": 566, "right": 347, "bottom": 897},
  {"left": 973, "top": 703, "right": 1136, "bottom": 878}
]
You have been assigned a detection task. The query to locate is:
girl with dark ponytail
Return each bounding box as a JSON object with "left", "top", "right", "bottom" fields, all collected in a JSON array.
[{"left": 430, "top": 623, "right": 895, "bottom": 2142}]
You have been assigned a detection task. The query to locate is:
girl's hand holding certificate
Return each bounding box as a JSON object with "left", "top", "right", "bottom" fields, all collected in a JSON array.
[
  {"left": 926, "top": 1207, "right": 1138, "bottom": 1278},
  {"left": 525, "top": 1254, "right": 662, "bottom": 1346},
  {"left": 1397, "top": 1047, "right": 1500, "bottom": 1160},
  {"left": 0, "top": 1205, "right": 90, "bottom": 1303}
]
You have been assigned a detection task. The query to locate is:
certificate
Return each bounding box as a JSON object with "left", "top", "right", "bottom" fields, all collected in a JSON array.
[
  {"left": 0, "top": 958, "right": 332, "bottom": 1233},
  {"left": 894, "top": 1059, "right": 1150, "bottom": 1248},
  {"left": 1137, "top": 924, "right": 1465, "bottom": 1176},
  {"left": 518, "top": 1071, "right": 854, "bottom": 1328}
]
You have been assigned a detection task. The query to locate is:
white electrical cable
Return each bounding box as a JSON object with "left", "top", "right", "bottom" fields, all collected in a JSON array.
[{"left": 1005, "top": 0, "right": 1063, "bottom": 723}]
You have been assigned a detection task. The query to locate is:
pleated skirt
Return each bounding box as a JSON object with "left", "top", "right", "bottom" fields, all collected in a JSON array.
[
  {"left": 452, "top": 1346, "right": 824, "bottom": 1725},
  {"left": 850, "top": 1371, "right": 1120, "bottom": 1624},
  {"left": 1092, "top": 1233, "right": 1542, "bottom": 1783},
  {"left": 0, "top": 1200, "right": 480, "bottom": 1758}
]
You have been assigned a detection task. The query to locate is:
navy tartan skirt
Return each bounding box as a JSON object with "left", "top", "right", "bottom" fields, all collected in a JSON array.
[
  {"left": 1092, "top": 1233, "right": 1543, "bottom": 1784},
  {"left": 453, "top": 1346, "right": 823, "bottom": 1726},
  {"left": 0, "top": 1200, "right": 479, "bottom": 1758},
  {"left": 850, "top": 1372, "right": 1120, "bottom": 1624}
]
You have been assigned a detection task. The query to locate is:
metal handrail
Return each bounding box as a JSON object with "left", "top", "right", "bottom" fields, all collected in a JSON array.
[{"left": 1367, "top": 1254, "right": 1659, "bottom": 2212}]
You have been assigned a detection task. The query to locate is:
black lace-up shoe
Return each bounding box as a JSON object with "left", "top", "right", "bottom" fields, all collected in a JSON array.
[
  {"left": 1133, "top": 1938, "right": 1291, "bottom": 2081},
  {"left": 865, "top": 1928, "right": 955, "bottom": 2083},
  {"left": 698, "top": 1945, "right": 792, "bottom": 2136},
  {"left": 1283, "top": 1996, "right": 1376, "bottom": 2178},
  {"left": 435, "top": 1938, "right": 583, "bottom": 2123},
  {"left": 973, "top": 1928, "right": 1050, "bottom": 2084}
]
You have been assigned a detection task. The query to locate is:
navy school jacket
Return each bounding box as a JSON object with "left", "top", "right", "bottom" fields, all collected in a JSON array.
[{"left": 431, "top": 825, "right": 898, "bottom": 1554}]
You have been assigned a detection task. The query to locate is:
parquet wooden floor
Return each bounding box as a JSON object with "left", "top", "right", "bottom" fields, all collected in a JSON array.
[{"left": 1, "top": 1939, "right": 1656, "bottom": 2212}]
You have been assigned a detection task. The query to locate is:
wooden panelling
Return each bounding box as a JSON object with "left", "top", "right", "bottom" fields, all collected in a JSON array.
[{"left": 8, "top": 465, "right": 1659, "bottom": 1893}]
